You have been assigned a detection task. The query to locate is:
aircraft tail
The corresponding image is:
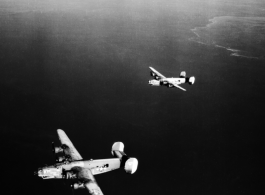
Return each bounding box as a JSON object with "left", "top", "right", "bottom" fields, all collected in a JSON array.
[
  {"left": 185, "top": 76, "right": 195, "bottom": 85},
  {"left": 111, "top": 142, "right": 138, "bottom": 174},
  {"left": 111, "top": 142, "right": 125, "bottom": 158}
]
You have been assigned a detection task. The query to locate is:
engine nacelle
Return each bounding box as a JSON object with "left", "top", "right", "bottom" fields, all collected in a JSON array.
[
  {"left": 124, "top": 158, "right": 138, "bottom": 174},
  {"left": 56, "top": 156, "right": 65, "bottom": 162},
  {"left": 148, "top": 80, "right": 160, "bottom": 86},
  {"left": 168, "top": 83, "right": 174, "bottom": 88},
  {"left": 54, "top": 147, "right": 63, "bottom": 153},
  {"left": 52, "top": 142, "right": 63, "bottom": 154},
  {"left": 71, "top": 183, "right": 85, "bottom": 190},
  {"left": 62, "top": 170, "right": 76, "bottom": 180}
]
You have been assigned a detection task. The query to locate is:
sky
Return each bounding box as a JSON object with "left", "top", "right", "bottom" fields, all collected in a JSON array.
[{"left": 1, "top": 0, "right": 265, "bottom": 195}]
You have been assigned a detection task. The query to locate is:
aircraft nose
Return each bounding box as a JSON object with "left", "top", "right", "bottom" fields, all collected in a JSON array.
[{"left": 34, "top": 169, "right": 43, "bottom": 177}]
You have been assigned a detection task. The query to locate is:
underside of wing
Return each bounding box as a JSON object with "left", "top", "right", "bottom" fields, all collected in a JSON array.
[
  {"left": 78, "top": 168, "right": 104, "bottom": 195},
  {"left": 149, "top": 67, "right": 166, "bottom": 79},
  {"left": 85, "top": 181, "right": 104, "bottom": 195},
  {"left": 57, "top": 129, "right": 83, "bottom": 161},
  {"left": 172, "top": 83, "right": 186, "bottom": 91}
]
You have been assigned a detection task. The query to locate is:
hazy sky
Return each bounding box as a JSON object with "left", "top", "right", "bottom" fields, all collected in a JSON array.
[{"left": 1, "top": 0, "right": 265, "bottom": 195}]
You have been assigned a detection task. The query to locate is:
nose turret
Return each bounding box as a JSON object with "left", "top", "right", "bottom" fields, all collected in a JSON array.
[
  {"left": 34, "top": 166, "right": 63, "bottom": 179},
  {"left": 148, "top": 80, "right": 160, "bottom": 86},
  {"left": 34, "top": 169, "right": 43, "bottom": 177}
]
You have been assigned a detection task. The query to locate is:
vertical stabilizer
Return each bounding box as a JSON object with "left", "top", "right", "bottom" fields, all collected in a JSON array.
[
  {"left": 180, "top": 71, "right": 186, "bottom": 78},
  {"left": 111, "top": 142, "right": 125, "bottom": 158}
]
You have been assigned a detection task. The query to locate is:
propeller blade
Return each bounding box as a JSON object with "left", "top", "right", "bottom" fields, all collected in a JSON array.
[{"left": 51, "top": 142, "right": 55, "bottom": 153}]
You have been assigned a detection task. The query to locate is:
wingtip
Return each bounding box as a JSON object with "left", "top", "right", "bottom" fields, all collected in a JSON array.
[{"left": 57, "top": 129, "right": 64, "bottom": 133}]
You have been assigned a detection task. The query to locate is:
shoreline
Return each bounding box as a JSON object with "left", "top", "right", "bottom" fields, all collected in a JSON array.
[{"left": 189, "top": 16, "right": 263, "bottom": 60}]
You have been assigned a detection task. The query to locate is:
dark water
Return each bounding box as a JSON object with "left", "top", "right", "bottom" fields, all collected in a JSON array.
[{"left": 1, "top": 0, "right": 265, "bottom": 194}]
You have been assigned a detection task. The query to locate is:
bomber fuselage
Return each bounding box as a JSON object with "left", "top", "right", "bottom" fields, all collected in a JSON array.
[
  {"left": 149, "top": 77, "right": 186, "bottom": 86},
  {"left": 35, "top": 159, "right": 121, "bottom": 179}
]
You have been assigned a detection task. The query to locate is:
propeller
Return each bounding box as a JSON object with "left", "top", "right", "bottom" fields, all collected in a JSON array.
[
  {"left": 70, "top": 183, "right": 75, "bottom": 195},
  {"left": 51, "top": 142, "right": 59, "bottom": 162},
  {"left": 51, "top": 142, "right": 55, "bottom": 153}
]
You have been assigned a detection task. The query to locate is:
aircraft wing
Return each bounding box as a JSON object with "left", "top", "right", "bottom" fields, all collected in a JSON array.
[
  {"left": 85, "top": 181, "right": 104, "bottom": 195},
  {"left": 149, "top": 67, "right": 166, "bottom": 79},
  {"left": 81, "top": 168, "right": 104, "bottom": 195},
  {"left": 57, "top": 129, "right": 83, "bottom": 161},
  {"left": 172, "top": 83, "right": 186, "bottom": 91}
]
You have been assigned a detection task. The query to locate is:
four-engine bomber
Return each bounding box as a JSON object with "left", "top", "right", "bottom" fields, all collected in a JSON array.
[
  {"left": 149, "top": 67, "right": 195, "bottom": 91},
  {"left": 35, "top": 129, "right": 138, "bottom": 195}
]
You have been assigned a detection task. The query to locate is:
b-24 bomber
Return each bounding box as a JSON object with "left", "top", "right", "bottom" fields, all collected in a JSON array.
[
  {"left": 35, "top": 129, "right": 138, "bottom": 195},
  {"left": 149, "top": 67, "right": 195, "bottom": 91}
]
